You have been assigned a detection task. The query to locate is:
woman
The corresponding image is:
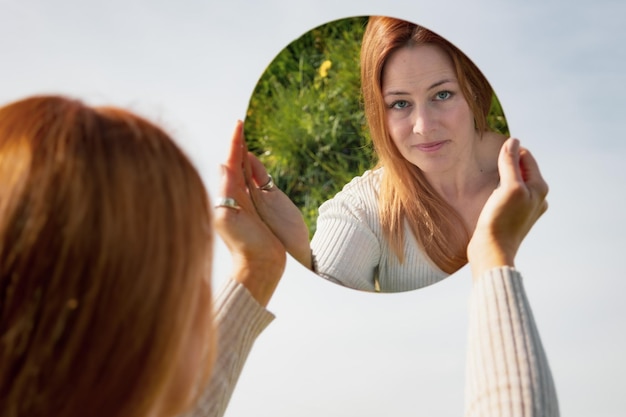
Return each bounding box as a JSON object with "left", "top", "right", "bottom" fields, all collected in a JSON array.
[
  {"left": 0, "top": 96, "right": 284, "bottom": 417},
  {"left": 249, "top": 16, "right": 508, "bottom": 292},
  {"left": 0, "top": 95, "right": 558, "bottom": 417}
]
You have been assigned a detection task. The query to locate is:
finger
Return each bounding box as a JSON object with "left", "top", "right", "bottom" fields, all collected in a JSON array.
[
  {"left": 497, "top": 137, "right": 523, "bottom": 187},
  {"left": 223, "top": 121, "right": 246, "bottom": 189},
  {"left": 239, "top": 128, "right": 267, "bottom": 212},
  {"left": 217, "top": 164, "right": 232, "bottom": 198},
  {"left": 217, "top": 164, "right": 247, "bottom": 210},
  {"left": 239, "top": 128, "right": 255, "bottom": 188},
  {"left": 216, "top": 122, "right": 252, "bottom": 212},
  {"left": 247, "top": 152, "right": 271, "bottom": 187},
  {"left": 518, "top": 147, "right": 549, "bottom": 198}
]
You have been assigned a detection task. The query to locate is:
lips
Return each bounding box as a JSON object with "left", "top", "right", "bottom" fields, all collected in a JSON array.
[{"left": 414, "top": 140, "right": 448, "bottom": 152}]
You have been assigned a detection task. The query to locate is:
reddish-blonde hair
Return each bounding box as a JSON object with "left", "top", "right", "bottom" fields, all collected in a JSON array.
[
  {"left": 361, "top": 16, "right": 495, "bottom": 273},
  {"left": 0, "top": 96, "right": 214, "bottom": 417}
]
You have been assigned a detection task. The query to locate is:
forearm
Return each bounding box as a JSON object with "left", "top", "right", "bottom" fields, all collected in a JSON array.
[
  {"left": 464, "top": 267, "right": 559, "bottom": 417},
  {"left": 183, "top": 279, "right": 274, "bottom": 417}
]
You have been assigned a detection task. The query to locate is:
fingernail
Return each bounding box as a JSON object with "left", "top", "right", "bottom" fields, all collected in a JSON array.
[{"left": 507, "top": 138, "right": 520, "bottom": 154}]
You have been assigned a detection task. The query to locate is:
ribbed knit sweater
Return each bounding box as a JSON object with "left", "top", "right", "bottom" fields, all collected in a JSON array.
[
  {"left": 184, "top": 279, "right": 274, "bottom": 417},
  {"left": 465, "top": 267, "right": 559, "bottom": 416},
  {"left": 185, "top": 267, "right": 558, "bottom": 417},
  {"left": 310, "top": 168, "right": 449, "bottom": 292}
]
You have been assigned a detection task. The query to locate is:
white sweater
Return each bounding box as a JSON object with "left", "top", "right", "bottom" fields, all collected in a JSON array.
[
  {"left": 311, "top": 168, "right": 448, "bottom": 292},
  {"left": 185, "top": 267, "right": 559, "bottom": 417}
]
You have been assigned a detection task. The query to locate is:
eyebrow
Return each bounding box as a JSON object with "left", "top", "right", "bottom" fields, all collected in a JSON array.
[{"left": 383, "top": 79, "right": 455, "bottom": 97}]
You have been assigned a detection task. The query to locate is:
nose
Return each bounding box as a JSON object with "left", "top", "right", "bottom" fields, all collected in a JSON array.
[{"left": 412, "top": 105, "right": 435, "bottom": 136}]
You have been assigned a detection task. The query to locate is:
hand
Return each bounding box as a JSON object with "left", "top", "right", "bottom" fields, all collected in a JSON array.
[
  {"left": 213, "top": 121, "right": 286, "bottom": 306},
  {"left": 243, "top": 133, "right": 312, "bottom": 270},
  {"left": 467, "top": 138, "right": 549, "bottom": 279}
]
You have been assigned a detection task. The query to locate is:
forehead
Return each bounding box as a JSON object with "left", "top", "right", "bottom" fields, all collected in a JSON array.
[{"left": 382, "top": 44, "right": 456, "bottom": 91}]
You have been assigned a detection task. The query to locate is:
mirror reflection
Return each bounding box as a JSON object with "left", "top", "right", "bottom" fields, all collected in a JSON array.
[{"left": 245, "top": 15, "right": 509, "bottom": 292}]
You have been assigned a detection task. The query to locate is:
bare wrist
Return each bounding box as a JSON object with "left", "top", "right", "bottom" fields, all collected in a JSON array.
[
  {"left": 231, "top": 255, "right": 285, "bottom": 307},
  {"left": 468, "top": 237, "right": 515, "bottom": 281}
]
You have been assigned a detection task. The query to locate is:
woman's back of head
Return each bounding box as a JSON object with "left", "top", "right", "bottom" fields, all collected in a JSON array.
[{"left": 0, "top": 95, "right": 214, "bottom": 417}]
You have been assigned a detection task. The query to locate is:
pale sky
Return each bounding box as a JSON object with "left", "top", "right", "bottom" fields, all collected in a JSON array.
[{"left": 1, "top": 0, "right": 625, "bottom": 416}]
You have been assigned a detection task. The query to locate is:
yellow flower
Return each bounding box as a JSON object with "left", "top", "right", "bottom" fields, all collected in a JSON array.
[{"left": 318, "top": 59, "right": 332, "bottom": 78}]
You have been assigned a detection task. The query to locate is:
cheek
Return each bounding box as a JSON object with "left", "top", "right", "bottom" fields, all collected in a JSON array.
[
  {"left": 464, "top": 106, "right": 477, "bottom": 128},
  {"left": 449, "top": 102, "right": 476, "bottom": 133},
  {"left": 387, "top": 116, "right": 411, "bottom": 146}
]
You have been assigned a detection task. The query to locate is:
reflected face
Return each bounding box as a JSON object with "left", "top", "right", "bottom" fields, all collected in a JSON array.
[{"left": 382, "top": 44, "right": 478, "bottom": 174}]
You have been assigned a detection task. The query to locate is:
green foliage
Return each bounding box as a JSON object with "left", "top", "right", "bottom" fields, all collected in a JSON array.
[
  {"left": 244, "top": 16, "right": 509, "bottom": 235},
  {"left": 245, "top": 16, "right": 371, "bottom": 235},
  {"left": 488, "top": 94, "right": 510, "bottom": 136}
]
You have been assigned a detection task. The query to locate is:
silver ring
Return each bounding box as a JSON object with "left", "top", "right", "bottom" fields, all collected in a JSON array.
[
  {"left": 259, "top": 174, "right": 275, "bottom": 191},
  {"left": 214, "top": 197, "right": 240, "bottom": 210}
]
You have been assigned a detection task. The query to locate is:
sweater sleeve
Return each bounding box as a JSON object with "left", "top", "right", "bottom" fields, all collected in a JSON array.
[
  {"left": 183, "top": 279, "right": 274, "bottom": 417},
  {"left": 310, "top": 171, "right": 381, "bottom": 291},
  {"left": 464, "top": 267, "right": 559, "bottom": 417}
]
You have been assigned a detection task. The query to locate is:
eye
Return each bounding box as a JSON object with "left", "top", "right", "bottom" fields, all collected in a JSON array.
[
  {"left": 389, "top": 100, "right": 410, "bottom": 110},
  {"left": 434, "top": 91, "right": 453, "bottom": 101}
]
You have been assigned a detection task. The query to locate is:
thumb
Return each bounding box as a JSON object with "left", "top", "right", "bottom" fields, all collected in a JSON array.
[{"left": 497, "top": 138, "right": 522, "bottom": 188}]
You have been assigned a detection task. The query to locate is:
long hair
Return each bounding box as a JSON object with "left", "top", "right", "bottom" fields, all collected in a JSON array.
[
  {"left": 0, "top": 96, "right": 215, "bottom": 417},
  {"left": 360, "top": 16, "right": 495, "bottom": 273}
]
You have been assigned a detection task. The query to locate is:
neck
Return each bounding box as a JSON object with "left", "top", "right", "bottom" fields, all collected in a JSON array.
[
  {"left": 426, "top": 158, "right": 497, "bottom": 204},
  {"left": 425, "top": 131, "right": 504, "bottom": 203}
]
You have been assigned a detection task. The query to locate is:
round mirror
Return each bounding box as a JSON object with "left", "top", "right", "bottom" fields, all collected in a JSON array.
[{"left": 244, "top": 15, "right": 509, "bottom": 292}]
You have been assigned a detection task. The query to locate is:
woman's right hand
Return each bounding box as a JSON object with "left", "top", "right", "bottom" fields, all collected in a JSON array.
[{"left": 467, "top": 138, "right": 549, "bottom": 279}]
